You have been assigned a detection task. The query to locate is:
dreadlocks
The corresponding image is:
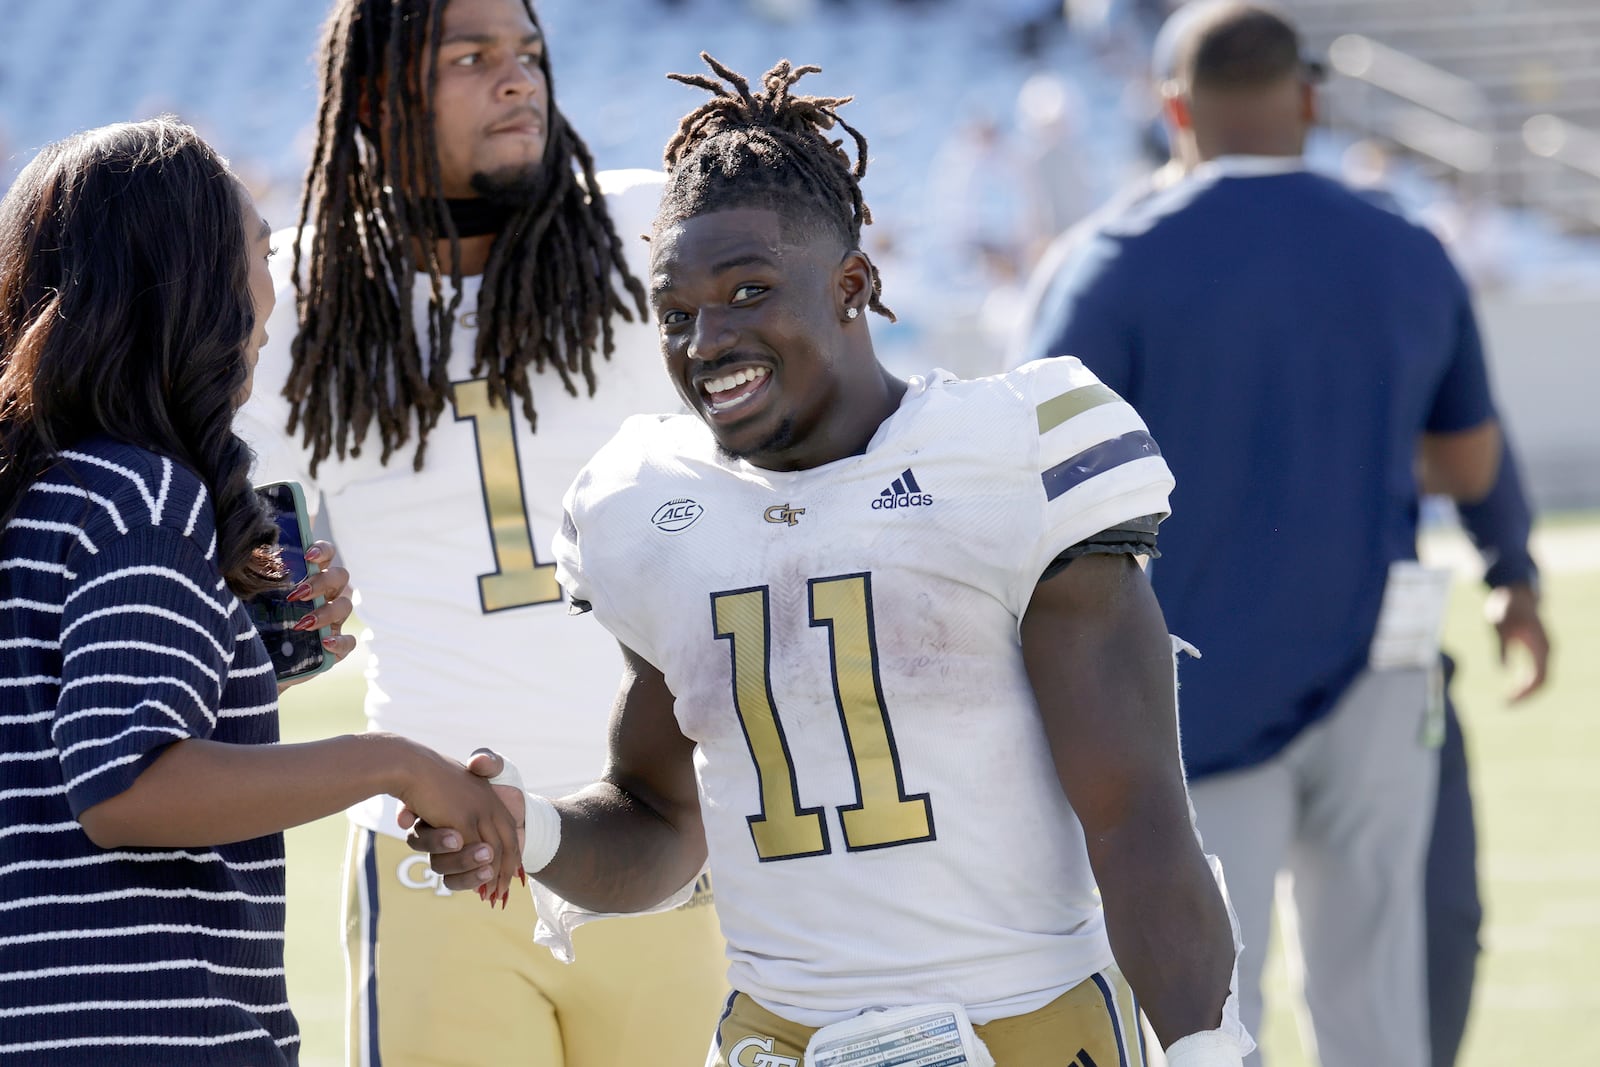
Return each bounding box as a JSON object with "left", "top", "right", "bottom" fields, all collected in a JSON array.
[
  {"left": 289, "top": 0, "right": 646, "bottom": 474},
  {"left": 657, "top": 54, "right": 895, "bottom": 322}
]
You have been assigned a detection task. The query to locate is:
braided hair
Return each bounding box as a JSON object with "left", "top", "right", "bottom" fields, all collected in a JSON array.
[
  {"left": 289, "top": 0, "right": 646, "bottom": 474},
  {"left": 656, "top": 54, "right": 894, "bottom": 321}
]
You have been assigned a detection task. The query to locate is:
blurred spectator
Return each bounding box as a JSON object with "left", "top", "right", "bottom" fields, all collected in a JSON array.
[
  {"left": 1017, "top": 6, "right": 1506, "bottom": 1064},
  {"left": 1015, "top": 71, "right": 1097, "bottom": 261},
  {"left": 928, "top": 113, "right": 1033, "bottom": 286}
]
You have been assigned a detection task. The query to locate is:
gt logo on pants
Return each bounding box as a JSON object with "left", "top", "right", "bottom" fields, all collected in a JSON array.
[
  {"left": 731, "top": 1035, "right": 798, "bottom": 1067},
  {"left": 397, "top": 855, "right": 453, "bottom": 897}
]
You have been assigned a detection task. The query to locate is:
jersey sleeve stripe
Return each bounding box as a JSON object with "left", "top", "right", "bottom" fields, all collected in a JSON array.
[
  {"left": 1036, "top": 383, "right": 1121, "bottom": 434},
  {"left": 1041, "top": 431, "right": 1163, "bottom": 502}
]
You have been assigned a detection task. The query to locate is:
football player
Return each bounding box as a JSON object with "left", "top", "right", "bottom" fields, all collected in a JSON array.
[
  {"left": 233, "top": 1, "right": 727, "bottom": 1064},
  {"left": 412, "top": 56, "right": 1252, "bottom": 1067}
]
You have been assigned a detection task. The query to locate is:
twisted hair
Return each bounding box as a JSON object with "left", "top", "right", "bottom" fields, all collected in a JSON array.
[
  {"left": 658, "top": 54, "right": 893, "bottom": 321},
  {"left": 0, "top": 118, "right": 281, "bottom": 598},
  {"left": 290, "top": 0, "right": 647, "bottom": 474}
]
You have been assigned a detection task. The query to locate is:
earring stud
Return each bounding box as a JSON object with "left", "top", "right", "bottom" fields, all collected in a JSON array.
[{"left": 845, "top": 307, "right": 859, "bottom": 320}]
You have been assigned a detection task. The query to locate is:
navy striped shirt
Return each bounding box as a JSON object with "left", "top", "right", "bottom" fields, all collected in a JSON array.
[{"left": 1, "top": 438, "right": 296, "bottom": 1064}]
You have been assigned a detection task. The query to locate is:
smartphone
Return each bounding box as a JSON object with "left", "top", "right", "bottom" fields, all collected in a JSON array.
[{"left": 250, "top": 481, "right": 336, "bottom": 683}]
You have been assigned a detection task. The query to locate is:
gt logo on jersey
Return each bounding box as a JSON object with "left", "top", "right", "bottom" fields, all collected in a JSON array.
[
  {"left": 871, "top": 468, "right": 932, "bottom": 509},
  {"left": 763, "top": 503, "right": 806, "bottom": 526},
  {"left": 652, "top": 498, "right": 705, "bottom": 534},
  {"left": 729, "top": 1035, "right": 798, "bottom": 1067}
]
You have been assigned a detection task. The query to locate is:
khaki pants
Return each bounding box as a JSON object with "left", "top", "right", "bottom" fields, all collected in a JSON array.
[
  {"left": 343, "top": 827, "right": 728, "bottom": 1067},
  {"left": 708, "top": 966, "right": 1146, "bottom": 1067}
]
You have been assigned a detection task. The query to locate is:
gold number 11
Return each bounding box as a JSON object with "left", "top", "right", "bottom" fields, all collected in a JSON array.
[{"left": 712, "top": 573, "right": 935, "bottom": 862}]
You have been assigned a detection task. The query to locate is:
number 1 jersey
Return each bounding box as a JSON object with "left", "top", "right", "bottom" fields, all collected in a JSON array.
[
  {"left": 553, "top": 358, "right": 1175, "bottom": 1025},
  {"left": 235, "top": 170, "right": 680, "bottom": 833}
]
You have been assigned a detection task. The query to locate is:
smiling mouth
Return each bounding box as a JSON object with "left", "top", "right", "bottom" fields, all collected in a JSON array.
[{"left": 699, "top": 365, "right": 771, "bottom": 415}]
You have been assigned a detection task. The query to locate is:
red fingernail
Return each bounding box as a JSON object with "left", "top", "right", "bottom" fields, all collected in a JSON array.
[
  {"left": 293, "top": 614, "right": 319, "bottom": 632},
  {"left": 517, "top": 865, "right": 526, "bottom": 887},
  {"left": 476, "top": 884, "right": 487, "bottom": 901},
  {"left": 286, "top": 581, "right": 312, "bottom": 602},
  {"left": 501, "top": 891, "right": 509, "bottom": 910},
  {"left": 322, "top": 636, "right": 340, "bottom": 649}
]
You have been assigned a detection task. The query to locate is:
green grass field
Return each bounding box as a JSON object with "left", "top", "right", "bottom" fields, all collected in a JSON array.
[{"left": 277, "top": 519, "right": 1600, "bottom": 1066}]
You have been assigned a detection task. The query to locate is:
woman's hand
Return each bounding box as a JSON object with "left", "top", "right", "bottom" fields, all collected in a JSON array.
[
  {"left": 277, "top": 540, "right": 355, "bottom": 694},
  {"left": 392, "top": 741, "right": 525, "bottom": 906}
]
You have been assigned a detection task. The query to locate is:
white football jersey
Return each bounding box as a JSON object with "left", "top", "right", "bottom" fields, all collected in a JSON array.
[
  {"left": 236, "top": 170, "right": 679, "bottom": 835},
  {"left": 553, "top": 358, "right": 1175, "bottom": 1025}
]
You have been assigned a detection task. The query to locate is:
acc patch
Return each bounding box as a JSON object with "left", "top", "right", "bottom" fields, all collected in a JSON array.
[{"left": 652, "top": 498, "right": 704, "bottom": 534}]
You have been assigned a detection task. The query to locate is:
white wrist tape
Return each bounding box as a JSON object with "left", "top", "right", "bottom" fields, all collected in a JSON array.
[
  {"left": 1165, "top": 1029, "right": 1246, "bottom": 1067},
  {"left": 520, "top": 792, "right": 561, "bottom": 875},
  {"left": 485, "top": 756, "right": 561, "bottom": 875}
]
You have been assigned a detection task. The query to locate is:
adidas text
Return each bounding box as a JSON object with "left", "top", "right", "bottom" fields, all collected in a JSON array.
[{"left": 871, "top": 493, "right": 934, "bottom": 510}]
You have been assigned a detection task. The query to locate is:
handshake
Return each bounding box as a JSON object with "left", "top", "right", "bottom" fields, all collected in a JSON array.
[{"left": 398, "top": 749, "right": 551, "bottom": 908}]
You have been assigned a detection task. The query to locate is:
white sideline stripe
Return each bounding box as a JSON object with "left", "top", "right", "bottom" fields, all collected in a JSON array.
[
  {"left": 0, "top": 821, "right": 79, "bottom": 841},
  {"left": 58, "top": 674, "right": 215, "bottom": 728},
  {"left": 29, "top": 480, "right": 129, "bottom": 534},
  {"left": 183, "top": 489, "right": 206, "bottom": 536},
  {"left": 0, "top": 676, "right": 57, "bottom": 688},
  {"left": 0, "top": 849, "right": 284, "bottom": 879},
  {"left": 206, "top": 530, "right": 217, "bottom": 560},
  {"left": 7, "top": 518, "right": 96, "bottom": 554},
  {"left": 60, "top": 449, "right": 160, "bottom": 521},
  {"left": 62, "top": 604, "right": 231, "bottom": 662},
  {"left": 0, "top": 711, "right": 51, "bottom": 725},
  {"left": 65, "top": 565, "right": 230, "bottom": 618},
  {"left": 0, "top": 958, "right": 286, "bottom": 982},
  {"left": 54, "top": 699, "right": 191, "bottom": 735},
  {"left": 0, "top": 1027, "right": 274, "bottom": 1053},
  {"left": 0, "top": 558, "right": 75, "bottom": 579},
  {"left": 59, "top": 724, "right": 187, "bottom": 760},
  {"left": 0, "top": 922, "right": 287, "bottom": 948},
  {"left": 0, "top": 885, "right": 287, "bottom": 912},
  {"left": 64, "top": 640, "right": 222, "bottom": 685}
]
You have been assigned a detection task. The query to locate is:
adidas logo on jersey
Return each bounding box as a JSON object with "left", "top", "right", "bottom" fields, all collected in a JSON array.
[{"left": 871, "top": 468, "right": 933, "bottom": 510}]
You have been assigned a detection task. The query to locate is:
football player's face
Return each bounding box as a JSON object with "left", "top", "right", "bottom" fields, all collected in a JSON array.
[
  {"left": 650, "top": 207, "right": 855, "bottom": 471},
  {"left": 428, "top": 0, "right": 548, "bottom": 199}
]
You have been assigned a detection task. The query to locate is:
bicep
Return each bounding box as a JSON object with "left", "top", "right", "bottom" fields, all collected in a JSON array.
[
  {"left": 1020, "top": 554, "right": 1190, "bottom": 837},
  {"left": 602, "top": 643, "right": 701, "bottom": 832},
  {"left": 1419, "top": 418, "right": 1501, "bottom": 503}
]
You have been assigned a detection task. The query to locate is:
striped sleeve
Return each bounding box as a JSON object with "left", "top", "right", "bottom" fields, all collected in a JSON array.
[
  {"left": 53, "top": 525, "right": 237, "bottom": 818},
  {"left": 1015, "top": 356, "right": 1175, "bottom": 599}
]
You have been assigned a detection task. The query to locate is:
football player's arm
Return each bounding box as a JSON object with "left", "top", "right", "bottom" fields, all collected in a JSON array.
[
  {"left": 420, "top": 643, "right": 707, "bottom": 913},
  {"left": 1021, "top": 553, "right": 1236, "bottom": 1054}
]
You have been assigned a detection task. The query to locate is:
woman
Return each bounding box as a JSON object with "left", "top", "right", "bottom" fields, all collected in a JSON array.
[{"left": 0, "top": 118, "right": 521, "bottom": 1065}]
